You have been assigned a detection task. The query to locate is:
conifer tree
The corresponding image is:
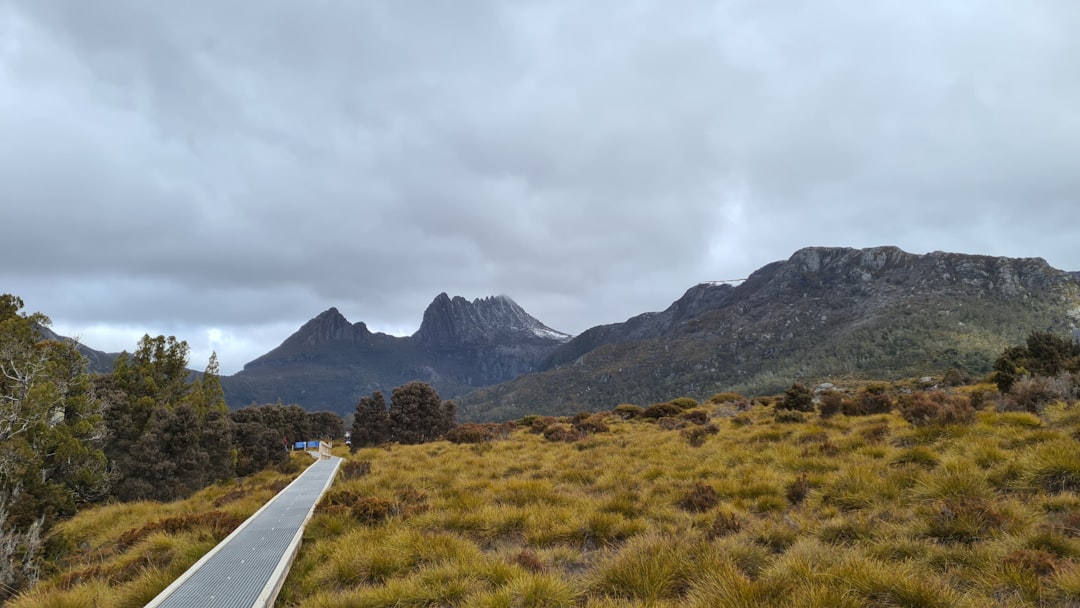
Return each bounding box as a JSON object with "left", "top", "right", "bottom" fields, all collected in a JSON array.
[
  {"left": 351, "top": 391, "right": 389, "bottom": 449},
  {"left": 388, "top": 382, "right": 453, "bottom": 444}
]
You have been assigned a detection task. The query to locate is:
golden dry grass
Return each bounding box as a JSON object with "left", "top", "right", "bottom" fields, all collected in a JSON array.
[{"left": 17, "top": 398, "right": 1080, "bottom": 607}]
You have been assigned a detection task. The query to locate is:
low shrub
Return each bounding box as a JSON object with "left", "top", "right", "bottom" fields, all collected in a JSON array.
[
  {"left": 657, "top": 417, "right": 686, "bottom": 431},
  {"left": 817, "top": 390, "right": 844, "bottom": 418},
  {"left": 542, "top": 423, "right": 583, "bottom": 442},
  {"left": 352, "top": 497, "right": 394, "bottom": 524},
  {"left": 529, "top": 416, "right": 558, "bottom": 434},
  {"left": 785, "top": 474, "right": 810, "bottom": 505},
  {"left": 574, "top": 414, "right": 610, "bottom": 434},
  {"left": 1004, "top": 375, "right": 1075, "bottom": 413},
  {"left": 677, "top": 482, "right": 720, "bottom": 513},
  {"left": 707, "top": 509, "right": 743, "bottom": 538},
  {"left": 709, "top": 392, "right": 745, "bottom": 404},
  {"left": 774, "top": 409, "right": 807, "bottom": 423},
  {"left": 778, "top": 383, "right": 814, "bottom": 412},
  {"left": 680, "top": 408, "right": 710, "bottom": 425},
  {"left": 670, "top": 397, "right": 699, "bottom": 409},
  {"left": 845, "top": 384, "right": 893, "bottom": 416},
  {"left": 612, "top": 404, "right": 643, "bottom": 419},
  {"left": 681, "top": 423, "right": 719, "bottom": 446},
  {"left": 445, "top": 423, "right": 500, "bottom": 444},
  {"left": 641, "top": 402, "right": 682, "bottom": 419},
  {"left": 897, "top": 391, "right": 975, "bottom": 426}
]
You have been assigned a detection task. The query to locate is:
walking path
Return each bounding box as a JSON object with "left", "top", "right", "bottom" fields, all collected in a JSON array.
[{"left": 146, "top": 455, "right": 342, "bottom": 608}]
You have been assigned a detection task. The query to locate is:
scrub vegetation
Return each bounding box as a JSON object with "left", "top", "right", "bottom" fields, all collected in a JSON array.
[
  {"left": 19, "top": 381, "right": 1080, "bottom": 606},
  {"left": 11, "top": 331, "right": 1080, "bottom": 606}
]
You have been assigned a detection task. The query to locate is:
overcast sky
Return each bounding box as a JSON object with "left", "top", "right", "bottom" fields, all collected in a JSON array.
[{"left": 2, "top": 1, "right": 1079, "bottom": 375}]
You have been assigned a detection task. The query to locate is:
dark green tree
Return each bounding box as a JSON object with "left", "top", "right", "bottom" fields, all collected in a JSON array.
[
  {"left": 232, "top": 421, "right": 287, "bottom": 477},
  {"left": 102, "top": 336, "right": 236, "bottom": 501},
  {"left": 388, "top": 382, "right": 454, "bottom": 444},
  {"left": 993, "top": 331, "right": 1080, "bottom": 392},
  {"left": 0, "top": 295, "right": 108, "bottom": 599},
  {"left": 309, "top": 411, "right": 345, "bottom": 441},
  {"left": 351, "top": 391, "right": 389, "bottom": 449},
  {"left": 779, "top": 382, "right": 815, "bottom": 412}
]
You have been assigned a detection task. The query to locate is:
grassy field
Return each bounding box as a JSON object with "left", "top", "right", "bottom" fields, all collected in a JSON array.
[
  {"left": 8, "top": 453, "right": 310, "bottom": 608},
  {"left": 14, "top": 390, "right": 1080, "bottom": 607}
]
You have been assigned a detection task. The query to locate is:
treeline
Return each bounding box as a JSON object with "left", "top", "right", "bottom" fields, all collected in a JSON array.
[
  {"left": 0, "top": 296, "right": 344, "bottom": 600},
  {"left": 350, "top": 381, "right": 456, "bottom": 448}
]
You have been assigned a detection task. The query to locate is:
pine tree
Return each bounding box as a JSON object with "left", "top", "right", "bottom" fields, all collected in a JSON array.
[
  {"left": 388, "top": 382, "right": 449, "bottom": 444},
  {"left": 351, "top": 391, "right": 389, "bottom": 450}
]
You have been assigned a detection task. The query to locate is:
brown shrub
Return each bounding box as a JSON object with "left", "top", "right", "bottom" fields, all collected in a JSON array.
[
  {"left": 817, "top": 390, "right": 844, "bottom": 418},
  {"left": 395, "top": 488, "right": 429, "bottom": 518},
  {"left": 512, "top": 550, "right": 545, "bottom": 573},
  {"left": 843, "top": 384, "right": 893, "bottom": 416},
  {"left": 786, "top": 474, "right": 810, "bottom": 506},
  {"left": 1003, "top": 375, "right": 1074, "bottom": 413},
  {"left": 677, "top": 482, "right": 720, "bottom": 513},
  {"left": 573, "top": 413, "right": 610, "bottom": 434},
  {"left": 680, "top": 409, "right": 710, "bottom": 425},
  {"left": 707, "top": 511, "right": 743, "bottom": 538},
  {"left": 446, "top": 422, "right": 501, "bottom": 443},
  {"left": 352, "top": 497, "right": 394, "bottom": 524},
  {"left": 613, "top": 404, "right": 643, "bottom": 419},
  {"left": 542, "top": 423, "right": 583, "bottom": 442},
  {"left": 709, "top": 392, "right": 745, "bottom": 404},
  {"left": 897, "top": 391, "right": 975, "bottom": 426},
  {"left": 681, "top": 423, "right": 719, "bottom": 447},
  {"left": 657, "top": 417, "right": 686, "bottom": 431},
  {"left": 529, "top": 416, "right": 559, "bottom": 434}
]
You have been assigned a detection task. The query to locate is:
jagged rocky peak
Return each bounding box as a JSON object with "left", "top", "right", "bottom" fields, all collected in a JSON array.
[
  {"left": 415, "top": 293, "right": 570, "bottom": 348},
  {"left": 760, "top": 246, "right": 1073, "bottom": 296},
  {"left": 286, "top": 307, "right": 372, "bottom": 347}
]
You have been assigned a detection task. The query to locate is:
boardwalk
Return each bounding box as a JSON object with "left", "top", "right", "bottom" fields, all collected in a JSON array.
[{"left": 146, "top": 455, "right": 342, "bottom": 608}]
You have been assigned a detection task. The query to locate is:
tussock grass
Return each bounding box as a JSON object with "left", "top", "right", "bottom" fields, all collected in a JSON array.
[
  {"left": 21, "top": 389, "right": 1080, "bottom": 606},
  {"left": 11, "top": 454, "right": 310, "bottom": 607}
]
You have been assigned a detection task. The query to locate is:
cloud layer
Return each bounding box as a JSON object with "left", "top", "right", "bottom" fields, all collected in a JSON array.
[{"left": 3, "top": 1, "right": 1079, "bottom": 373}]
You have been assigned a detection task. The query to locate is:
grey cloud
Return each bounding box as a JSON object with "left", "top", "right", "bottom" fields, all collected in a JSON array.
[{"left": 3, "top": 0, "right": 1080, "bottom": 373}]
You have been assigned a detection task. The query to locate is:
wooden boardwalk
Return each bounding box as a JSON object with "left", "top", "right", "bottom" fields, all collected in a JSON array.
[{"left": 146, "top": 455, "right": 341, "bottom": 608}]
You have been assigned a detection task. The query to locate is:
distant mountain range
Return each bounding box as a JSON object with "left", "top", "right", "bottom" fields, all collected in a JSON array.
[
  {"left": 459, "top": 246, "right": 1080, "bottom": 419},
  {"left": 48, "top": 246, "right": 1080, "bottom": 421},
  {"left": 218, "top": 294, "right": 570, "bottom": 415}
]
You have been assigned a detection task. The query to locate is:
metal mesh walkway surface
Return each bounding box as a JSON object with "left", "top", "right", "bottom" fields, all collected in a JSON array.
[{"left": 146, "top": 455, "right": 342, "bottom": 608}]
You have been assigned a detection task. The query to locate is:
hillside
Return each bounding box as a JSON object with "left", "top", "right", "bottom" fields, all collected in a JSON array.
[
  {"left": 220, "top": 294, "right": 570, "bottom": 415},
  {"left": 459, "top": 246, "right": 1080, "bottom": 420}
]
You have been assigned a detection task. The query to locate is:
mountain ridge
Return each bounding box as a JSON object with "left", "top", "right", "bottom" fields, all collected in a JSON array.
[
  {"left": 457, "top": 246, "right": 1080, "bottom": 420},
  {"left": 220, "top": 293, "right": 570, "bottom": 414}
]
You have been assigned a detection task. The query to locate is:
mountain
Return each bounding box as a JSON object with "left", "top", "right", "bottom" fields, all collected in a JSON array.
[
  {"left": 457, "top": 246, "right": 1080, "bottom": 421},
  {"left": 34, "top": 324, "right": 119, "bottom": 374},
  {"left": 220, "top": 294, "right": 569, "bottom": 416}
]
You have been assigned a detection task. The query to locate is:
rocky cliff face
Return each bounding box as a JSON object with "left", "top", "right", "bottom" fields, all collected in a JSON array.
[
  {"left": 221, "top": 294, "right": 570, "bottom": 416},
  {"left": 415, "top": 294, "right": 570, "bottom": 349},
  {"left": 460, "top": 246, "right": 1080, "bottom": 421}
]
